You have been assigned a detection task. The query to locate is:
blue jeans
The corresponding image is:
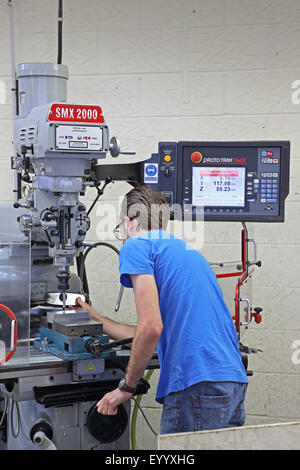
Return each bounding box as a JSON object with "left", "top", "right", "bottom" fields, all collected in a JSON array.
[{"left": 160, "top": 381, "right": 247, "bottom": 435}]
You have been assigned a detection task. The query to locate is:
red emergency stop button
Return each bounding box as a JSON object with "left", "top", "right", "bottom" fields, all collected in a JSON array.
[{"left": 191, "top": 152, "right": 203, "bottom": 163}]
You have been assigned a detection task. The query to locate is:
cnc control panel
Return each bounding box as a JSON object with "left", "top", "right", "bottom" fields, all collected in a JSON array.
[{"left": 143, "top": 141, "right": 290, "bottom": 222}]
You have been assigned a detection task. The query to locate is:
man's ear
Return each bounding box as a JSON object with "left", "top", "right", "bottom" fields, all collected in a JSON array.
[{"left": 135, "top": 220, "right": 142, "bottom": 232}]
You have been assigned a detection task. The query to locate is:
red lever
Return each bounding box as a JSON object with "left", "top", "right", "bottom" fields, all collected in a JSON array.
[{"left": 0, "top": 304, "right": 17, "bottom": 365}]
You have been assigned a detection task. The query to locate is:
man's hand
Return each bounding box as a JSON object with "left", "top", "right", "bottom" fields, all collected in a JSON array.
[
  {"left": 69, "top": 297, "right": 100, "bottom": 322},
  {"left": 96, "top": 388, "right": 132, "bottom": 415},
  {"left": 69, "top": 297, "right": 137, "bottom": 343}
]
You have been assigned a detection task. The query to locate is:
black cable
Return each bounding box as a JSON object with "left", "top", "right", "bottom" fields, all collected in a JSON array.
[
  {"left": 87, "top": 177, "right": 113, "bottom": 217},
  {"left": 99, "top": 337, "right": 133, "bottom": 352},
  {"left": 77, "top": 242, "right": 120, "bottom": 299},
  {"left": 87, "top": 192, "right": 101, "bottom": 217},
  {"left": 57, "top": 0, "right": 63, "bottom": 64},
  {"left": 131, "top": 397, "right": 158, "bottom": 437}
]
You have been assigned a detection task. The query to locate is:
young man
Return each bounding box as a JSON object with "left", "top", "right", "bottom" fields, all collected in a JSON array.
[{"left": 73, "top": 185, "right": 248, "bottom": 434}]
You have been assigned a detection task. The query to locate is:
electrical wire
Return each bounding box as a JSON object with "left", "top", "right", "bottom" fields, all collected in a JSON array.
[
  {"left": 78, "top": 242, "right": 120, "bottom": 292},
  {"left": 0, "top": 395, "right": 8, "bottom": 428},
  {"left": 131, "top": 397, "right": 157, "bottom": 437},
  {"left": 10, "top": 397, "right": 20, "bottom": 438}
]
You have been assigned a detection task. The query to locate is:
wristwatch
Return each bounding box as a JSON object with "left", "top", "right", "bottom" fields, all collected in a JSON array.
[{"left": 118, "top": 378, "right": 136, "bottom": 394}]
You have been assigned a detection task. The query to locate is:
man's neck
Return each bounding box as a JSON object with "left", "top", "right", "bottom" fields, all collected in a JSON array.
[{"left": 128, "top": 228, "right": 162, "bottom": 238}]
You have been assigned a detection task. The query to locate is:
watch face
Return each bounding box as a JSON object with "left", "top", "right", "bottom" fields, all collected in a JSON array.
[
  {"left": 118, "top": 378, "right": 134, "bottom": 393},
  {"left": 119, "top": 379, "right": 125, "bottom": 389}
]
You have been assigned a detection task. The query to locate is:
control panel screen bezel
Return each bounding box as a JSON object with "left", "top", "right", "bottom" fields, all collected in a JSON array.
[{"left": 176, "top": 141, "right": 290, "bottom": 222}]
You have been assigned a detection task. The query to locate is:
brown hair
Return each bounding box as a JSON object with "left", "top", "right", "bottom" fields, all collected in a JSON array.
[{"left": 121, "top": 185, "right": 170, "bottom": 230}]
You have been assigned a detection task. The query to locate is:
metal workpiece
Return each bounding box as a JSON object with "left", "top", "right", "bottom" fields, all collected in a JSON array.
[
  {"left": 52, "top": 311, "right": 103, "bottom": 337},
  {"left": 46, "top": 292, "right": 85, "bottom": 307}
]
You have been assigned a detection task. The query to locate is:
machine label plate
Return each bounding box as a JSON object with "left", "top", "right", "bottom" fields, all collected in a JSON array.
[
  {"left": 48, "top": 103, "right": 104, "bottom": 123},
  {"left": 55, "top": 125, "right": 103, "bottom": 151}
]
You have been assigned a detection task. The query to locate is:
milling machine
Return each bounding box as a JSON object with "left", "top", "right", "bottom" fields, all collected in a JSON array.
[{"left": 0, "top": 60, "right": 158, "bottom": 450}]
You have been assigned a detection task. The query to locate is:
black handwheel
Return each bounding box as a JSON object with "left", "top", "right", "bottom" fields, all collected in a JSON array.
[{"left": 86, "top": 402, "right": 128, "bottom": 443}]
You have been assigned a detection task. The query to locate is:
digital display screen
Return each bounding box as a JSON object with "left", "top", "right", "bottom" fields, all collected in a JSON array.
[{"left": 192, "top": 167, "right": 246, "bottom": 207}]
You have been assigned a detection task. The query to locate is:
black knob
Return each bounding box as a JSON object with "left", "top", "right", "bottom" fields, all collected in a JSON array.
[
  {"left": 22, "top": 173, "right": 31, "bottom": 182},
  {"left": 78, "top": 230, "right": 86, "bottom": 236},
  {"left": 20, "top": 145, "right": 28, "bottom": 155},
  {"left": 78, "top": 205, "right": 85, "bottom": 212},
  {"left": 254, "top": 307, "right": 263, "bottom": 314},
  {"left": 13, "top": 202, "right": 20, "bottom": 209},
  {"left": 44, "top": 212, "right": 55, "bottom": 222},
  {"left": 50, "top": 229, "right": 59, "bottom": 236}
]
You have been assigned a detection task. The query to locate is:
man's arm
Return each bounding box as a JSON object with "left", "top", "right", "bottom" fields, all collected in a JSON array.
[
  {"left": 124, "top": 274, "right": 163, "bottom": 388},
  {"left": 71, "top": 297, "right": 136, "bottom": 343},
  {"left": 96, "top": 274, "right": 163, "bottom": 415}
]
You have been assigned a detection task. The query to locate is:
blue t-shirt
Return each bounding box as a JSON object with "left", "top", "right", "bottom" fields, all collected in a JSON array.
[{"left": 119, "top": 230, "right": 248, "bottom": 404}]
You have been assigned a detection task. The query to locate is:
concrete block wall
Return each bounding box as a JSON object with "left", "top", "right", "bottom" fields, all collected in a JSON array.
[{"left": 0, "top": 0, "right": 300, "bottom": 449}]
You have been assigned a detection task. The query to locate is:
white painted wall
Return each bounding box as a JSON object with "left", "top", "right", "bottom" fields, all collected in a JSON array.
[{"left": 0, "top": 0, "right": 300, "bottom": 450}]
